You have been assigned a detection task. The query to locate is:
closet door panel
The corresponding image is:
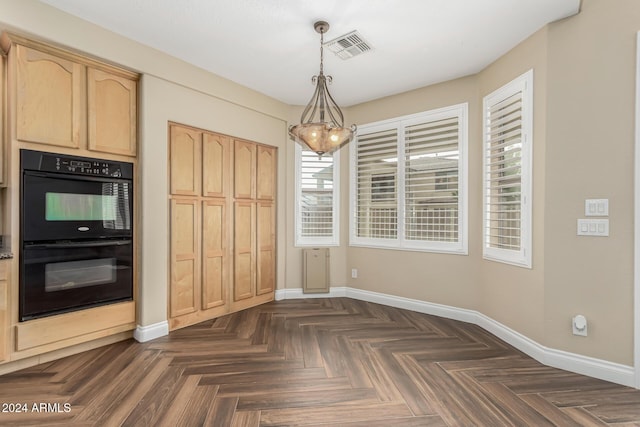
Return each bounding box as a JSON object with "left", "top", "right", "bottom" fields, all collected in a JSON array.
[
  {"left": 257, "top": 145, "right": 276, "bottom": 200},
  {"left": 170, "top": 198, "right": 199, "bottom": 317},
  {"left": 202, "top": 133, "right": 230, "bottom": 198},
  {"left": 202, "top": 200, "right": 227, "bottom": 310},
  {"left": 170, "top": 125, "right": 201, "bottom": 196},
  {"left": 256, "top": 202, "right": 275, "bottom": 295},
  {"left": 234, "top": 201, "right": 255, "bottom": 301},
  {"left": 234, "top": 139, "right": 256, "bottom": 199}
]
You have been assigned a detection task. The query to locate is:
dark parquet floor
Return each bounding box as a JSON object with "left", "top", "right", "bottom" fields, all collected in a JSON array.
[{"left": 0, "top": 298, "right": 639, "bottom": 426}]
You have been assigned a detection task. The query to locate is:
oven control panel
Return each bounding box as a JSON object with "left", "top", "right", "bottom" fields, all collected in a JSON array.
[
  {"left": 21, "top": 149, "right": 133, "bottom": 180},
  {"left": 51, "top": 158, "right": 123, "bottom": 178}
]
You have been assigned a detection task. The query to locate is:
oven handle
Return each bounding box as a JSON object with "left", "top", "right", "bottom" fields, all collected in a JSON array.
[{"left": 26, "top": 239, "right": 132, "bottom": 249}]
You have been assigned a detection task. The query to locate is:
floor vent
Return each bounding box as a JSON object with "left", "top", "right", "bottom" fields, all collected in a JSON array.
[
  {"left": 324, "top": 30, "right": 372, "bottom": 60},
  {"left": 302, "top": 248, "right": 330, "bottom": 293}
]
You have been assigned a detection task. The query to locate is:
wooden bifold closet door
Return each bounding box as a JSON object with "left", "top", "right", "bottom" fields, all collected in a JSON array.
[{"left": 168, "top": 124, "right": 276, "bottom": 330}]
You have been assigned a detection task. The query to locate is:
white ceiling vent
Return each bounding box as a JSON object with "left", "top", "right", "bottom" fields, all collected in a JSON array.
[{"left": 324, "top": 30, "right": 372, "bottom": 60}]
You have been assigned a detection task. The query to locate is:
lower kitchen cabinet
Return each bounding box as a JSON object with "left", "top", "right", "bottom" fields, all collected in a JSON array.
[{"left": 0, "top": 260, "right": 7, "bottom": 362}]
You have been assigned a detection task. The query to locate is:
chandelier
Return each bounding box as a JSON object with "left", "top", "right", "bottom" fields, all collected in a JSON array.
[{"left": 288, "top": 21, "right": 357, "bottom": 156}]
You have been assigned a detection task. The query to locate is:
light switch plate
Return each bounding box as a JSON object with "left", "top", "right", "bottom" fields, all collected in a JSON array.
[
  {"left": 577, "top": 218, "right": 609, "bottom": 236},
  {"left": 585, "top": 199, "right": 609, "bottom": 216}
]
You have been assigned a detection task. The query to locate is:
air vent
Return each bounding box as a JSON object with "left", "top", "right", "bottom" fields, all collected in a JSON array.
[{"left": 324, "top": 30, "right": 372, "bottom": 60}]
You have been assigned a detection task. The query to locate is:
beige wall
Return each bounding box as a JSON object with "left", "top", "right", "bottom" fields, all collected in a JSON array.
[
  {"left": 139, "top": 76, "right": 288, "bottom": 326},
  {"left": 543, "top": 0, "right": 638, "bottom": 364},
  {"left": 0, "top": 0, "right": 637, "bottom": 367},
  {"left": 0, "top": 0, "right": 291, "bottom": 328},
  {"left": 345, "top": 0, "right": 637, "bottom": 365},
  {"left": 346, "top": 76, "right": 481, "bottom": 311},
  {"left": 477, "top": 26, "right": 548, "bottom": 345}
]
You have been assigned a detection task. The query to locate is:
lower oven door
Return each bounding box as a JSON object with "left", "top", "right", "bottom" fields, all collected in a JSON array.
[{"left": 20, "top": 239, "right": 133, "bottom": 321}]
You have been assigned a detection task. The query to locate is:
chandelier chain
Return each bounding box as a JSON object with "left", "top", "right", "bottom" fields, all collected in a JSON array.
[{"left": 319, "top": 27, "right": 324, "bottom": 75}]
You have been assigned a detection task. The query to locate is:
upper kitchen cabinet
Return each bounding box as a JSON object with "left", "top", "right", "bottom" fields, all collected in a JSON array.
[
  {"left": 87, "top": 68, "right": 137, "bottom": 156},
  {"left": 14, "top": 44, "right": 84, "bottom": 149},
  {"left": 1, "top": 33, "right": 138, "bottom": 157},
  {"left": 0, "top": 53, "right": 5, "bottom": 185}
]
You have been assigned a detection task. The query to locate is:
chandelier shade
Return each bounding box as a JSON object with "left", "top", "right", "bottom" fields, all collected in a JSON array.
[{"left": 288, "top": 21, "right": 356, "bottom": 156}]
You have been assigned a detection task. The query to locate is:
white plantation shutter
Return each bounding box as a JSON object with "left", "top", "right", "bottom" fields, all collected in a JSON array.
[
  {"left": 351, "top": 104, "right": 468, "bottom": 253},
  {"left": 483, "top": 70, "right": 532, "bottom": 267},
  {"left": 486, "top": 93, "right": 522, "bottom": 249},
  {"left": 295, "top": 146, "right": 339, "bottom": 246},
  {"left": 355, "top": 128, "right": 398, "bottom": 240},
  {"left": 405, "top": 116, "right": 460, "bottom": 243}
]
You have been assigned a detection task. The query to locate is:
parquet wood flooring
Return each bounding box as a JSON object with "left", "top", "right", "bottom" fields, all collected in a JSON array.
[{"left": 1, "top": 297, "right": 640, "bottom": 426}]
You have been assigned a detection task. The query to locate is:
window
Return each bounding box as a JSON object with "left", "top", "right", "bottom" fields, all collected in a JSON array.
[
  {"left": 482, "top": 69, "right": 533, "bottom": 268},
  {"left": 295, "top": 145, "right": 340, "bottom": 246},
  {"left": 350, "top": 104, "right": 468, "bottom": 253}
]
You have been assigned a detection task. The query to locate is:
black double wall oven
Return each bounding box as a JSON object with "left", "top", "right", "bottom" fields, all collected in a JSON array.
[{"left": 20, "top": 149, "right": 134, "bottom": 321}]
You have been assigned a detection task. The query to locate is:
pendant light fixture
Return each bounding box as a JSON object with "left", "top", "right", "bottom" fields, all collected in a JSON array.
[{"left": 289, "top": 21, "right": 357, "bottom": 156}]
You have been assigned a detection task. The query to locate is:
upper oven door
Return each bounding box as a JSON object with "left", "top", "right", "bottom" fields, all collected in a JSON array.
[{"left": 22, "top": 171, "right": 133, "bottom": 242}]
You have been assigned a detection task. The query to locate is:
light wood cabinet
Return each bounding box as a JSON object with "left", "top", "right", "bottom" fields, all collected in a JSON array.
[
  {"left": 0, "top": 53, "right": 4, "bottom": 185},
  {"left": 0, "top": 33, "right": 139, "bottom": 364},
  {"left": 170, "top": 198, "right": 199, "bottom": 318},
  {"left": 1, "top": 33, "right": 138, "bottom": 156},
  {"left": 14, "top": 44, "right": 84, "bottom": 149},
  {"left": 87, "top": 67, "right": 137, "bottom": 156},
  {"left": 168, "top": 124, "right": 234, "bottom": 330},
  {"left": 202, "top": 199, "right": 227, "bottom": 310},
  {"left": 234, "top": 139, "right": 256, "bottom": 199},
  {"left": 230, "top": 143, "right": 276, "bottom": 311},
  {"left": 203, "top": 133, "right": 230, "bottom": 198},
  {"left": 170, "top": 125, "right": 201, "bottom": 196},
  {"left": 257, "top": 145, "right": 276, "bottom": 200},
  {"left": 169, "top": 124, "right": 276, "bottom": 329},
  {"left": 0, "top": 261, "right": 7, "bottom": 362},
  {"left": 233, "top": 201, "right": 255, "bottom": 302},
  {"left": 257, "top": 201, "right": 275, "bottom": 296}
]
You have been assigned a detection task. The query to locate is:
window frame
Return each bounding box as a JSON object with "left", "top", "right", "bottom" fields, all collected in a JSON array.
[
  {"left": 482, "top": 69, "right": 533, "bottom": 268},
  {"left": 294, "top": 144, "right": 340, "bottom": 247},
  {"left": 349, "top": 103, "right": 468, "bottom": 254}
]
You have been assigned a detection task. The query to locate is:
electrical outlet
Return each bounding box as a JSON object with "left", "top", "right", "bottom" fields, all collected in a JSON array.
[{"left": 351, "top": 268, "right": 358, "bottom": 279}]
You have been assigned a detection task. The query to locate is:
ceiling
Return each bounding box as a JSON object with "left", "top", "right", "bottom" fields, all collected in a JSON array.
[{"left": 38, "top": 0, "right": 580, "bottom": 107}]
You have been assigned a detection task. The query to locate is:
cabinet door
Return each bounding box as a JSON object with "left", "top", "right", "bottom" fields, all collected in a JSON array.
[
  {"left": 234, "top": 201, "right": 255, "bottom": 301},
  {"left": 234, "top": 139, "right": 256, "bottom": 199},
  {"left": 170, "top": 125, "right": 201, "bottom": 196},
  {"left": 0, "top": 261, "right": 7, "bottom": 362},
  {"left": 256, "top": 202, "right": 275, "bottom": 296},
  {"left": 0, "top": 54, "right": 4, "bottom": 185},
  {"left": 202, "top": 132, "right": 230, "bottom": 197},
  {"left": 257, "top": 145, "right": 276, "bottom": 200},
  {"left": 87, "top": 68, "right": 137, "bottom": 156},
  {"left": 15, "top": 45, "right": 84, "bottom": 148},
  {"left": 202, "top": 200, "right": 227, "bottom": 310},
  {"left": 170, "top": 198, "right": 199, "bottom": 317}
]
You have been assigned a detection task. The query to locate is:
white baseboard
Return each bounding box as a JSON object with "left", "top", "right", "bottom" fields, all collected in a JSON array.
[
  {"left": 133, "top": 321, "right": 169, "bottom": 343},
  {"left": 277, "top": 286, "right": 636, "bottom": 388},
  {"left": 275, "top": 287, "right": 347, "bottom": 300}
]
